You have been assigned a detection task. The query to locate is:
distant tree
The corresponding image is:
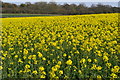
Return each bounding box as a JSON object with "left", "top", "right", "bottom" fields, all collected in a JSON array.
[
  {"left": 25, "top": 2, "right": 31, "bottom": 6},
  {"left": 20, "top": 4, "right": 26, "bottom": 7},
  {"left": 1, "top": 2, "right": 120, "bottom": 14},
  {"left": 68, "top": 4, "right": 77, "bottom": 14},
  {"left": 47, "top": 2, "right": 59, "bottom": 14},
  {"left": 62, "top": 3, "right": 71, "bottom": 14},
  {"left": 0, "top": 1, "right": 2, "bottom": 8},
  {"left": 76, "top": 4, "right": 88, "bottom": 14}
]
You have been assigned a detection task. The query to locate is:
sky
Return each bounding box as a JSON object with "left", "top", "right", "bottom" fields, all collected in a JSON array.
[{"left": 2, "top": 0, "right": 120, "bottom": 2}]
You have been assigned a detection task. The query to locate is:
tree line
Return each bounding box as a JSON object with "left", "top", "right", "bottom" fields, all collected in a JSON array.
[{"left": 1, "top": 1, "right": 120, "bottom": 15}]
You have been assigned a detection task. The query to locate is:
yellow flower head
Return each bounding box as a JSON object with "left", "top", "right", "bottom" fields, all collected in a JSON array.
[
  {"left": 78, "top": 70, "right": 82, "bottom": 74},
  {"left": 23, "top": 49, "right": 28, "bottom": 55},
  {"left": 14, "top": 55, "right": 18, "bottom": 58},
  {"left": 55, "top": 65, "right": 60, "bottom": 69},
  {"left": 63, "top": 53, "right": 67, "bottom": 57},
  {"left": 96, "top": 66, "right": 102, "bottom": 71},
  {"left": 18, "top": 58, "right": 23, "bottom": 63},
  {"left": 32, "top": 70, "right": 38, "bottom": 74},
  {"left": 110, "top": 73, "right": 118, "bottom": 78},
  {"left": 39, "top": 66, "right": 45, "bottom": 71},
  {"left": 32, "top": 55, "right": 36, "bottom": 60},
  {"left": 106, "top": 63, "right": 111, "bottom": 68},
  {"left": 58, "top": 61, "right": 62, "bottom": 65},
  {"left": 66, "top": 59, "right": 72, "bottom": 65},
  {"left": 42, "top": 71, "right": 46, "bottom": 75},
  {"left": 111, "top": 66, "right": 119, "bottom": 73},
  {"left": 42, "top": 57, "right": 46, "bottom": 60},
  {"left": 40, "top": 75, "right": 46, "bottom": 78},
  {"left": 88, "top": 59, "right": 92, "bottom": 62},
  {"left": 91, "top": 64, "right": 97, "bottom": 70},
  {"left": 94, "top": 59, "right": 98, "bottom": 63},
  {"left": 97, "top": 75, "right": 102, "bottom": 78},
  {"left": 25, "top": 64, "right": 30, "bottom": 69},
  {"left": 19, "top": 70, "right": 23, "bottom": 73},
  {"left": 52, "top": 66, "right": 58, "bottom": 71},
  {"left": 59, "top": 70, "right": 63, "bottom": 74},
  {"left": 0, "top": 66, "right": 3, "bottom": 70},
  {"left": 103, "top": 56, "right": 109, "bottom": 62},
  {"left": 80, "top": 58, "right": 86, "bottom": 63},
  {"left": 28, "top": 55, "right": 32, "bottom": 59},
  {"left": 38, "top": 52, "right": 43, "bottom": 58}
]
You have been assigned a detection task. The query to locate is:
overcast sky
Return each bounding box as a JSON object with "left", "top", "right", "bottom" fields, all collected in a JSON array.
[{"left": 2, "top": 0, "right": 120, "bottom": 2}]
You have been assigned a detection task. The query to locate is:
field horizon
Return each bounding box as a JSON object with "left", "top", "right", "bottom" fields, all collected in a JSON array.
[{"left": 1, "top": 13, "right": 119, "bottom": 18}]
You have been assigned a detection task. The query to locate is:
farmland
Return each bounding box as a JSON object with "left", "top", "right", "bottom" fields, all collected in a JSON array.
[{"left": 1, "top": 13, "right": 120, "bottom": 79}]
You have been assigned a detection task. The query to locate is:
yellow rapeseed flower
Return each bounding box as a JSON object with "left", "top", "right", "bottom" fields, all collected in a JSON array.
[
  {"left": 66, "top": 59, "right": 72, "bottom": 65},
  {"left": 88, "top": 59, "right": 92, "bottom": 62},
  {"left": 0, "top": 66, "right": 3, "bottom": 70},
  {"left": 80, "top": 58, "right": 86, "bottom": 63},
  {"left": 38, "top": 52, "right": 43, "bottom": 58},
  {"left": 39, "top": 66, "right": 45, "bottom": 71},
  {"left": 63, "top": 53, "right": 67, "bottom": 57},
  {"left": 110, "top": 73, "right": 118, "bottom": 78},
  {"left": 52, "top": 66, "right": 58, "bottom": 71},
  {"left": 40, "top": 75, "right": 46, "bottom": 78},
  {"left": 23, "top": 49, "right": 28, "bottom": 55},
  {"left": 59, "top": 70, "right": 63, "bottom": 74},
  {"left": 32, "top": 70, "right": 38, "bottom": 74},
  {"left": 106, "top": 63, "right": 111, "bottom": 68},
  {"left": 97, "top": 75, "right": 102, "bottom": 78},
  {"left": 57, "top": 61, "right": 62, "bottom": 65},
  {"left": 25, "top": 64, "right": 30, "bottom": 69},
  {"left": 103, "top": 56, "right": 109, "bottom": 62},
  {"left": 96, "top": 66, "right": 102, "bottom": 71}
]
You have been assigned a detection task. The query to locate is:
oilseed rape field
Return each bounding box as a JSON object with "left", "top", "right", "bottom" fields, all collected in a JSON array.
[{"left": 1, "top": 13, "right": 120, "bottom": 79}]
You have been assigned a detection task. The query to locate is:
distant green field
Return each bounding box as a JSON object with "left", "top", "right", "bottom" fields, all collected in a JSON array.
[{"left": 2, "top": 14, "right": 59, "bottom": 18}]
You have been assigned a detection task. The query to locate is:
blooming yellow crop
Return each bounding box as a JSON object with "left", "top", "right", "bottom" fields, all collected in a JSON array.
[{"left": 1, "top": 13, "right": 119, "bottom": 79}]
